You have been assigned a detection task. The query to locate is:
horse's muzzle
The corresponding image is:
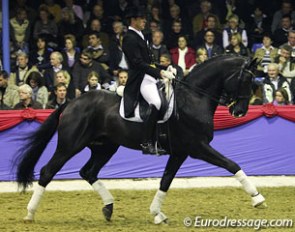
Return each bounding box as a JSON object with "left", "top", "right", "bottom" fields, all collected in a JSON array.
[{"left": 229, "top": 103, "right": 247, "bottom": 118}]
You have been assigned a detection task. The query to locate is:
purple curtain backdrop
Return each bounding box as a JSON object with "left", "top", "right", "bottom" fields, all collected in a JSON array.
[{"left": 1, "top": 116, "right": 294, "bottom": 181}]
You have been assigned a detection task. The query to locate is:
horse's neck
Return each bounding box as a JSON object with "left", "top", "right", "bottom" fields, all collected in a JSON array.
[{"left": 185, "top": 67, "right": 225, "bottom": 97}]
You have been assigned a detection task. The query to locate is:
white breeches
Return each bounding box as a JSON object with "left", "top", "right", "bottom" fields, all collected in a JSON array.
[{"left": 140, "top": 74, "right": 161, "bottom": 110}]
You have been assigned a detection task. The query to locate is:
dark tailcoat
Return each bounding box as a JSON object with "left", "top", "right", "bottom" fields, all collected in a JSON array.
[{"left": 122, "top": 29, "right": 162, "bottom": 118}]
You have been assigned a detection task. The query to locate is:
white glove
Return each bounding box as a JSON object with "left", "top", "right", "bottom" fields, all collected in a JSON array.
[
  {"left": 162, "top": 70, "right": 175, "bottom": 80},
  {"left": 167, "top": 65, "right": 177, "bottom": 76},
  {"left": 116, "top": 85, "right": 125, "bottom": 97}
]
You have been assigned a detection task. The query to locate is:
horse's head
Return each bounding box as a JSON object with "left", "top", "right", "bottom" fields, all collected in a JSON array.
[{"left": 224, "top": 58, "right": 257, "bottom": 118}]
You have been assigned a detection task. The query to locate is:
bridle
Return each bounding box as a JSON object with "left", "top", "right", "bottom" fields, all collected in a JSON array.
[
  {"left": 226, "top": 60, "right": 256, "bottom": 107},
  {"left": 174, "top": 59, "right": 255, "bottom": 108}
]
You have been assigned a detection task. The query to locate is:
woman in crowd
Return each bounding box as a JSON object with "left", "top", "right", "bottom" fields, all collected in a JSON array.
[
  {"left": 26, "top": 71, "right": 49, "bottom": 109},
  {"left": 170, "top": 35, "right": 196, "bottom": 77},
  {"left": 225, "top": 32, "right": 250, "bottom": 57}
]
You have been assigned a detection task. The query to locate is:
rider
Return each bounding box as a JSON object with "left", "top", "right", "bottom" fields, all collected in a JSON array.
[{"left": 122, "top": 6, "right": 174, "bottom": 155}]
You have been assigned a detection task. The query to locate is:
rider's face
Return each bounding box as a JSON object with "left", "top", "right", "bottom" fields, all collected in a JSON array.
[{"left": 133, "top": 17, "right": 146, "bottom": 31}]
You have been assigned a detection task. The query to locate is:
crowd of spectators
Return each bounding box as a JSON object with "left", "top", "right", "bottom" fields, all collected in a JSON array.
[{"left": 0, "top": 0, "right": 295, "bottom": 110}]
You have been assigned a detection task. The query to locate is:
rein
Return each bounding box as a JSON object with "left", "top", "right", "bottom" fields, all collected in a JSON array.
[{"left": 173, "top": 78, "right": 223, "bottom": 105}]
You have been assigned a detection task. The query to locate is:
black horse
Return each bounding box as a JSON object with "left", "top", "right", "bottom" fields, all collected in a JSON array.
[{"left": 15, "top": 55, "right": 266, "bottom": 224}]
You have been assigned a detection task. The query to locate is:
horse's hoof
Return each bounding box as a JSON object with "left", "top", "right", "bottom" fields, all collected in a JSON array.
[
  {"left": 102, "top": 203, "right": 113, "bottom": 221},
  {"left": 252, "top": 193, "right": 266, "bottom": 208},
  {"left": 154, "top": 212, "right": 168, "bottom": 225},
  {"left": 255, "top": 202, "right": 267, "bottom": 209},
  {"left": 23, "top": 216, "right": 34, "bottom": 223}
]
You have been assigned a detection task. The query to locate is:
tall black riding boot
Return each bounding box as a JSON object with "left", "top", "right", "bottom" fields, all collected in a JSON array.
[{"left": 141, "top": 105, "right": 166, "bottom": 155}]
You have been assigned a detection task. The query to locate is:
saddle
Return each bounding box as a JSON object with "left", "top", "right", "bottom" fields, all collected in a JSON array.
[{"left": 119, "top": 80, "right": 174, "bottom": 123}]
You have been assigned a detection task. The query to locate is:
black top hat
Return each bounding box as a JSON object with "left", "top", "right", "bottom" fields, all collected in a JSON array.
[{"left": 125, "top": 5, "right": 146, "bottom": 18}]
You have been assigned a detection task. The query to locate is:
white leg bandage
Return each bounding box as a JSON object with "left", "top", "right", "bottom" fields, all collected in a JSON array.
[
  {"left": 235, "top": 170, "right": 258, "bottom": 196},
  {"left": 27, "top": 184, "right": 45, "bottom": 215},
  {"left": 92, "top": 180, "right": 114, "bottom": 205},
  {"left": 150, "top": 190, "right": 167, "bottom": 215}
]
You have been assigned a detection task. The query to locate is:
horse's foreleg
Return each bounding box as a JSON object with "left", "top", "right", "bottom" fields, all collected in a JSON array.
[
  {"left": 234, "top": 170, "right": 266, "bottom": 208},
  {"left": 80, "top": 143, "right": 118, "bottom": 221},
  {"left": 150, "top": 154, "right": 187, "bottom": 224},
  {"left": 194, "top": 143, "right": 266, "bottom": 208}
]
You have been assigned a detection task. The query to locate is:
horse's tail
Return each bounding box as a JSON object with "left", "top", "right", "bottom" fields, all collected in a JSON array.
[{"left": 14, "top": 105, "right": 66, "bottom": 191}]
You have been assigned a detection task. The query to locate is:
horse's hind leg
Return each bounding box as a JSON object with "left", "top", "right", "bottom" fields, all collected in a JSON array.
[
  {"left": 150, "top": 154, "right": 187, "bottom": 224},
  {"left": 24, "top": 148, "right": 77, "bottom": 222},
  {"left": 192, "top": 143, "right": 266, "bottom": 208},
  {"left": 79, "top": 142, "right": 119, "bottom": 221}
]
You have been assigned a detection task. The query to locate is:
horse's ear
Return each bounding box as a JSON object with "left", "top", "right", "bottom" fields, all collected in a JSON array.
[{"left": 247, "top": 57, "right": 258, "bottom": 69}]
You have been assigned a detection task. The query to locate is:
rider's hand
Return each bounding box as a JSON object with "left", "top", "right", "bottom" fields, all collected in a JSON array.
[
  {"left": 167, "top": 65, "right": 177, "bottom": 76},
  {"left": 161, "top": 70, "right": 175, "bottom": 80}
]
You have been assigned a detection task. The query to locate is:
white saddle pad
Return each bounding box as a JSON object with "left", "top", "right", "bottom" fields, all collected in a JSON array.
[{"left": 119, "top": 92, "right": 174, "bottom": 123}]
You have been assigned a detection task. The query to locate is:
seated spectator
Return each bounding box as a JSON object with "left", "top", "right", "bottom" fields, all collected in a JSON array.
[
  {"left": 192, "top": 0, "right": 221, "bottom": 36},
  {"left": 188, "top": 48, "right": 208, "bottom": 73},
  {"left": 225, "top": 32, "right": 250, "bottom": 57},
  {"left": 73, "top": 49, "right": 112, "bottom": 97},
  {"left": 83, "top": 71, "right": 101, "bottom": 94},
  {"left": 249, "top": 84, "right": 263, "bottom": 105},
  {"left": 271, "top": 0, "right": 295, "bottom": 33},
  {"left": 83, "top": 18, "right": 110, "bottom": 49},
  {"left": 48, "top": 70, "right": 74, "bottom": 100},
  {"left": 196, "top": 29, "right": 223, "bottom": 58},
  {"left": 273, "top": 14, "right": 294, "bottom": 47},
  {"left": 10, "top": 52, "right": 39, "bottom": 86},
  {"left": 11, "top": 0, "right": 37, "bottom": 24},
  {"left": 253, "top": 33, "right": 278, "bottom": 75},
  {"left": 62, "top": 0, "right": 84, "bottom": 21},
  {"left": 46, "top": 83, "right": 70, "bottom": 109},
  {"left": 223, "top": 14, "right": 248, "bottom": 49},
  {"left": 163, "top": 4, "right": 192, "bottom": 41},
  {"left": 150, "top": 30, "right": 169, "bottom": 65},
  {"left": 26, "top": 71, "right": 49, "bottom": 109},
  {"left": 43, "top": 0, "right": 62, "bottom": 23},
  {"left": 170, "top": 35, "right": 196, "bottom": 77},
  {"left": 109, "top": 69, "right": 128, "bottom": 96},
  {"left": 274, "top": 44, "right": 295, "bottom": 82},
  {"left": 0, "top": 70, "right": 19, "bottom": 109},
  {"left": 273, "top": 88, "right": 291, "bottom": 105},
  {"left": 281, "top": 30, "right": 295, "bottom": 57},
  {"left": 262, "top": 63, "right": 292, "bottom": 104},
  {"left": 33, "top": 4, "right": 58, "bottom": 49},
  {"left": 144, "top": 20, "right": 161, "bottom": 43},
  {"left": 246, "top": 6, "right": 271, "bottom": 49},
  {"left": 29, "top": 35, "right": 52, "bottom": 71},
  {"left": 14, "top": 84, "right": 43, "bottom": 109},
  {"left": 224, "top": 0, "right": 250, "bottom": 26},
  {"left": 86, "top": 4, "right": 112, "bottom": 35},
  {"left": 10, "top": 7, "right": 30, "bottom": 54},
  {"left": 195, "top": 14, "right": 223, "bottom": 48},
  {"left": 147, "top": 4, "right": 164, "bottom": 32},
  {"left": 43, "top": 51, "right": 71, "bottom": 94},
  {"left": 57, "top": 8, "right": 84, "bottom": 48},
  {"left": 165, "top": 19, "right": 186, "bottom": 50},
  {"left": 195, "top": 47, "right": 208, "bottom": 65},
  {"left": 109, "top": 20, "right": 128, "bottom": 78},
  {"left": 159, "top": 53, "right": 184, "bottom": 80},
  {"left": 61, "top": 34, "right": 80, "bottom": 71},
  {"left": 87, "top": 31, "right": 110, "bottom": 70}
]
